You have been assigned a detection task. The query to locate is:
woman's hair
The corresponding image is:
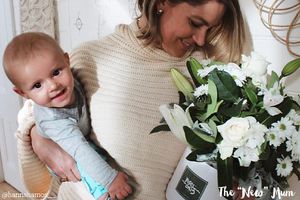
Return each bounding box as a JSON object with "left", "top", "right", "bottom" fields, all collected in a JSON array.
[{"left": 137, "top": 0, "right": 247, "bottom": 62}]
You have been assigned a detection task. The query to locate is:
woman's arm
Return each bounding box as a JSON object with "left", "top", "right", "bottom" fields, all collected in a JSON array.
[{"left": 30, "top": 125, "right": 81, "bottom": 182}]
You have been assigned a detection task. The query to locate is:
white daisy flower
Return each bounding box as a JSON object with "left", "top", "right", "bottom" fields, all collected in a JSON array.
[
  {"left": 287, "top": 109, "right": 300, "bottom": 126},
  {"left": 286, "top": 131, "right": 300, "bottom": 161},
  {"left": 222, "top": 63, "right": 246, "bottom": 87},
  {"left": 276, "top": 156, "right": 293, "bottom": 177},
  {"left": 272, "top": 117, "right": 296, "bottom": 139},
  {"left": 266, "top": 128, "right": 284, "bottom": 147},
  {"left": 197, "top": 65, "right": 217, "bottom": 78},
  {"left": 193, "top": 84, "right": 208, "bottom": 97},
  {"left": 199, "top": 59, "right": 212, "bottom": 67}
]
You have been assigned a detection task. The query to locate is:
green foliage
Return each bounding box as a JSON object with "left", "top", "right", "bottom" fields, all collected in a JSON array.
[{"left": 208, "top": 69, "right": 240, "bottom": 103}]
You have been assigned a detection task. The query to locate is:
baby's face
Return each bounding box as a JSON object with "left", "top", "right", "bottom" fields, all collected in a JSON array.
[{"left": 14, "top": 51, "right": 75, "bottom": 108}]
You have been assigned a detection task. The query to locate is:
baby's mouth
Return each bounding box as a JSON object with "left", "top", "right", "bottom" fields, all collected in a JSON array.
[{"left": 51, "top": 89, "right": 66, "bottom": 100}]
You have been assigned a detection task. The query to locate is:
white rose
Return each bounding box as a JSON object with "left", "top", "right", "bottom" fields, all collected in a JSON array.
[
  {"left": 241, "top": 51, "right": 270, "bottom": 77},
  {"left": 217, "top": 117, "right": 253, "bottom": 159}
]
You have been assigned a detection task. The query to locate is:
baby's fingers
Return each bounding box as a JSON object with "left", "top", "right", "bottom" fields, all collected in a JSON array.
[{"left": 124, "top": 184, "right": 132, "bottom": 194}]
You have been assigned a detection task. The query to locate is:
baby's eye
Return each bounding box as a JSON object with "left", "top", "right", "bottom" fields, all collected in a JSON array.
[
  {"left": 53, "top": 69, "right": 61, "bottom": 76},
  {"left": 33, "top": 82, "right": 41, "bottom": 89}
]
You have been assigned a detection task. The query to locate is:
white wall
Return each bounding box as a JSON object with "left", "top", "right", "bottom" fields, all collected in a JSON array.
[
  {"left": 239, "top": 1, "right": 300, "bottom": 94},
  {"left": 56, "top": 0, "right": 138, "bottom": 52}
]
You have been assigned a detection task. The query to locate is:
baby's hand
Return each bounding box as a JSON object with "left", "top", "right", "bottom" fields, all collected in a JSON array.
[{"left": 108, "top": 171, "right": 132, "bottom": 200}]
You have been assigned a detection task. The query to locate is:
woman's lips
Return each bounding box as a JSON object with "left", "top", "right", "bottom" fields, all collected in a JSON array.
[{"left": 180, "top": 39, "right": 194, "bottom": 51}]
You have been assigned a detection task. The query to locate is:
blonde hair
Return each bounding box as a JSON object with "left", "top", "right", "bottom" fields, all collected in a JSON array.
[
  {"left": 137, "top": 0, "right": 247, "bottom": 62},
  {"left": 3, "top": 32, "right": 64, "bottom": 85}
]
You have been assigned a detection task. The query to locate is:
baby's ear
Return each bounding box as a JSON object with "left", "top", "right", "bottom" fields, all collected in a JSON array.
[
  {"left": 13, "top": 87, "right": 28, "bottom": 99},
  {"left": 64, "top": 52, "right": 70, "bottom": 66}
]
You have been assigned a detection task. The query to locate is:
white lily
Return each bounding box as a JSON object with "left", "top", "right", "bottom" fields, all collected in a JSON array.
[
  {"left": 159, "top": 104, "right": 193, "bottom": 143},
  {"left": 262, "top": 82, "right": 284, "bottom": 116},
  {"left": 233, "top": 146, "right": 259, "bottom": 167}
]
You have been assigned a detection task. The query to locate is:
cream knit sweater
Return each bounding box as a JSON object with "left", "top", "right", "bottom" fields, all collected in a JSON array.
[{"left": 17, "top": 21, "right": 204, "bottom": 200}]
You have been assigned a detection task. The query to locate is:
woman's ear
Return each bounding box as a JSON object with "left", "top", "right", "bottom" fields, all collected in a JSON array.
[
  {"left": 157, "top": 0, "right": 167, "bottom": 12},
  {"left": 13, "top": 87, "right": 28, "bottom": 99},
  {"left": 64, "top": 52, "right": 70, "bottom": 66}
]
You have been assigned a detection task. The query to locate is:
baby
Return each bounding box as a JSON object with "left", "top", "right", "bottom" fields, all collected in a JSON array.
[{"left": 3, "top": 32, "right": 132, "bottom": 200}]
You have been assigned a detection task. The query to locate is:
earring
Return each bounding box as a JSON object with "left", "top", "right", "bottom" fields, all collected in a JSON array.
[{"left": 157, "top": 9, "right": 163, "bottom": 15}]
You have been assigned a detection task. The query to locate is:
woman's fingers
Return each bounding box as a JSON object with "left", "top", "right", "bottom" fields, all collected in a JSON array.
[
  {"left": 64, "top": 164, "right": 81, "bottom": 182},
  {"left": 30, "top": 125, "right": 81, "bottom": 182},
  {"left": 70, "top": 165, "right": 81, "bottom": 181}
]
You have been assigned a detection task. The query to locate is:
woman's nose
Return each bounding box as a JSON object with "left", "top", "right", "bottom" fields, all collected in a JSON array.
[{"left": 192, "top": 27, "right": 208, "bottom": 47}]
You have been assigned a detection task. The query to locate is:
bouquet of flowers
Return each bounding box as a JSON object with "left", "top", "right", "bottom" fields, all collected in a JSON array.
[{"left": 152, "top": 52, "right": 300, "bottom": 199}]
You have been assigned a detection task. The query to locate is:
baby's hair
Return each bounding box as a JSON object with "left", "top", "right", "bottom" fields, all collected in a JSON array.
[{"left": 3, "top": 32, "right": 64, "bottom": 85}]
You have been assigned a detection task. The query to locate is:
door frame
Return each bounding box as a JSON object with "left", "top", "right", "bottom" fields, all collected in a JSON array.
[{"left": 0, "top": 0, "right": 26, "bottom": 192}]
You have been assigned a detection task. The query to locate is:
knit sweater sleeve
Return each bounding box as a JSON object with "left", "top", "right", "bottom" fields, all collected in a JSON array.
[{"left": 16, "top": 100, "right": 53, "bottom": 195}]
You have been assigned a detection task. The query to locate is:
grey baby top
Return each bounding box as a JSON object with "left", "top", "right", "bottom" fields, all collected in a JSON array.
[{"left": 34, "top": 79, "right": 117, "bottom": 187}]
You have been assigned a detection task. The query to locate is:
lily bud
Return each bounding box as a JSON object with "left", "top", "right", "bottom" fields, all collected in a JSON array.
[
  {"left": 280, "top": 58, "right": 300, "bottom": 78},
  {"left": 187, "top": 57, "right": 206, "bottom": 85},
  {"left": 170, "top": 68, "right": 194, "bottom": 99}
]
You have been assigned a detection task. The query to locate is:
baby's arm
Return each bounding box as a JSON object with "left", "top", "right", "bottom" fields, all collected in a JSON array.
[{"left": 40, "top": 118, "right": 117, "bottom": 187}]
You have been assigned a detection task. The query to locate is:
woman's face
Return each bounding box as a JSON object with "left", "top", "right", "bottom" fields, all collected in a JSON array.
[{"left": 159, "top": 1, "right": 225, "bottom": 57}]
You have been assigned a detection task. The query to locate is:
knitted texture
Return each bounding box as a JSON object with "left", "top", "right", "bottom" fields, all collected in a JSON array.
[
  {"left": 71, "top": 21, "right": 204, "bottom": 200},
  {"left": 17, "top": 21, "right": 204, "bottom": 200}
]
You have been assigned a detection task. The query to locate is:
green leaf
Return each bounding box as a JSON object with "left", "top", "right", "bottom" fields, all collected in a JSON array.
[
  {"left": 208, "top": 119, "right": 218, "bottom": 136},
  {"left": 208, "top": 69, "right": 240, "bottom": 103},
  {"left": 244, "top": 86, "right": 258, "bottom": 105},
  {"left": 280, "top": 58, "right": 300, "bottom": 79},
  {"left": 217, "top": 155, "right": 233, "bottom": 200},
  {"left": 186, "top": 148, "right": 216, "bottom": 161},
  {"left": 184, "top": 126, "right": 215, "bottom": 149},
  {"left": 187, "top": 57, "right": 206, "bottom": 86},
  {"left": 202, "top": 79, "right": 224, "bottom": 120},
  {"left": 178, "top": 91, "right": 186, "bottom": 105},
  {"left": 193, "top": 128, "right": 216, "bottom": 143},
  {"left": 257, "top": 97, "right": 293, "bottom": 127},
  {"left": 149, "top": 124, "right": 170, "bottom": 134},
  {"left": 219, "top": 101, "right": 243, "bottom": 117},
  {"left": 206, "top": 79, "right": 217, "bottom": 114},
  {"left": 259, "top": 142, "right": 270, "bottom": 160},
  {"left": 267, "top": 71, "right": 279, "bottom": 89}
]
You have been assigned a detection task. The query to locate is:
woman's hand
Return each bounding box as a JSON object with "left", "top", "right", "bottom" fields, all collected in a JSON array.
[{"left": 30, "top": 125, "right": 81, "bottom": 182}]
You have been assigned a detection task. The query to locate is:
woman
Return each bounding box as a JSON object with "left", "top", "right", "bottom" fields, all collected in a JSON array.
[{"left": 18, "top": 0, "right": 250, "bottom": 199}]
